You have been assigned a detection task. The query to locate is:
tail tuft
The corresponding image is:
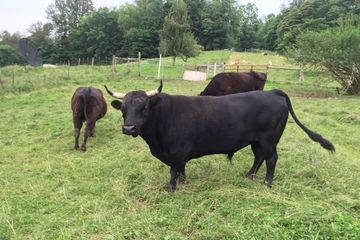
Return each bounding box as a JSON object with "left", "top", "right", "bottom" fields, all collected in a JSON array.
[{"left": 309, "top": 132, "right": 335, "bottom": 152}]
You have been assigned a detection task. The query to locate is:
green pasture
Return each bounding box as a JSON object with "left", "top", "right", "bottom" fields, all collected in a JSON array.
[{"left": 0, "top": 51, "right": 359, "bottom": 239}]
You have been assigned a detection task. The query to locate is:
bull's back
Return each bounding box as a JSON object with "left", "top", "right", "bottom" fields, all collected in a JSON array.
[{"left": 159, "top": 92, "right": 288, "bottom": 157}]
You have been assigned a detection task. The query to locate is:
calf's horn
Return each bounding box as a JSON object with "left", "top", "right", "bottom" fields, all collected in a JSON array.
[
  {"left": 146, "top": 80, "right": 163, "bottom": 97},
  {"left": 104, "top": 85, "right": 126, "bottom": 99}
]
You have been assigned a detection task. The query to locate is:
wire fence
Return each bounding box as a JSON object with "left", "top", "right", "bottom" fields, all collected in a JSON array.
[{"left": 0, "top": 53, "right": 306, "bottom": 95}]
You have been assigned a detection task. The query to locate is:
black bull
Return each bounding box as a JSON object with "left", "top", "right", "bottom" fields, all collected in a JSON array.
[{"left": 105, "top": 82, "right": 334, "bottom": 191}]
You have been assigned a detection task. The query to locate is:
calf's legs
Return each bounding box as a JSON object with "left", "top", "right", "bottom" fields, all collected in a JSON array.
[
  {"left": 80, "top": 121, "right": 95, "bottom": 151},
  {"left": 73, "top": 117, "right": 83, "bottom": 150}
]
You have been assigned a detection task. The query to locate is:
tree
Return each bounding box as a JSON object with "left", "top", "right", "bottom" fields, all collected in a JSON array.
[
  {"left": 276, "top": 0, "right": 359, "bottom": 52},
  {"left": 184, "top": 0, "right": 207, "bottom": 47},
  {"left": 46, "top": 0, "right": 94, "bottom": 38},
  {"left": 291, "top": 19, "right": 360, "bottom": 94},
  {"left": 0, "top": 45, "right": 23, "bottom": 67},
  {"left": 68, "top": 7, "right": 124, "bottom": 59},
  {"left": 202, "top": 0, "right": 239, "bottom": 50},
  {"left": 119, "top": 0, "right": 165, "bottom": 57},
  {"left": 256, "top": 14, "right": 281, "bottom": 51},
  {"left": 27, "top": 22, "right": 53, "bottom": 48},
  {"left": 160, "top": 0, "right": 201, "bottom": 65},
  {"left": 236, "top": 3, "right": 260, "bottom": 51},
  {"left": 0, "top": 31, "right": 23, "bottom": 49}
]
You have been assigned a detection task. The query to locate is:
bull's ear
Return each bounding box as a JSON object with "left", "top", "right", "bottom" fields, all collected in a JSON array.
[
  {"left": 149, "top": 96, "right": 162, "bottom": 109},
  {"left": 111, "top": 100, "right": 122, "bottom": 110}
]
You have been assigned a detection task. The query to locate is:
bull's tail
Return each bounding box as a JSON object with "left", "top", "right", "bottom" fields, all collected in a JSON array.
[
  {"left": 83, "top": 87, "right": 92, "bottom": 121},
  {"left": 272, "top": 90, "right": 335, "bottom": 152}
]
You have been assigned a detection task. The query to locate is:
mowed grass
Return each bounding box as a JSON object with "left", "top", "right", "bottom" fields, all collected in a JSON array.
[{"left": 0, "top": 51, "right": 360, "bottom": 239}]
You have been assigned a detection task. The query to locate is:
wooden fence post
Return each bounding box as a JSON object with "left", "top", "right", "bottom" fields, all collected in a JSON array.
[
  {"left": 299, "top": 64, "right": 304, "bottom": 82},
  {"left": 112, "top": 55, "right": 115, "bottom": 79},
  {"left": 138, "top": 52, "right": 141, "bottom": 77},
  {"left": 207, "top": 61, "right": 210, "bottom": 77},
  {"left": 67, "top": 61, "right": 70, "bottom": 79},
  {"left": 91, "top": 57, "right": 94, "bottom": 67},
  {"left": 0, "top": 76, "right": 3, "bottom": 89},
  {"left": 12, "top": 66, "right": 15, "bottom": 87}
]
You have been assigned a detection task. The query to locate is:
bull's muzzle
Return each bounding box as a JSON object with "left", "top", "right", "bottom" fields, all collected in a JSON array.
[{"left": 122, "top": 125, "right": 138, "bottom": 137}]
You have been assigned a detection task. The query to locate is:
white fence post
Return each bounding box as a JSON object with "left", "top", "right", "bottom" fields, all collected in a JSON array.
[{"left": 157, "top": 54, "right": 162, "bottom": 80}]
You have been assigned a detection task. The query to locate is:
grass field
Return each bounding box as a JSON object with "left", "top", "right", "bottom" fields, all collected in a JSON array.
[{"left": 0, "top": 51, "right": 360, "bottom": 239}]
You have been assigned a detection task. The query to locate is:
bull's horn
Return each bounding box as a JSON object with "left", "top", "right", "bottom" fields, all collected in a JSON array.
[
  {"left": 104, "top": 85, "right": 126, "bottom": 99},
  {"left": 146, "top": 80, "right": 163, "bottom": 97}
]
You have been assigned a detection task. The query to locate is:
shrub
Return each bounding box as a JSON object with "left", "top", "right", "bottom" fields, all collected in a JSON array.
[
  {"left": 0, "top": 45, "right": 23, "bottom": 67},
  {"left": 289, "top": 21, "right": 360, "bottom": 94}
]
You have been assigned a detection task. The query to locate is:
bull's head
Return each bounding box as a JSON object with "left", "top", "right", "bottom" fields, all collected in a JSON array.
[{"left": 105, "top": 81, "right": 163, "bottom": 137}]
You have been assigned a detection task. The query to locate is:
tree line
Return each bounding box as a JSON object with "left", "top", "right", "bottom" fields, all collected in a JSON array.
[{"left": 0, "top": 0, "right": 359, "bottom": 93}]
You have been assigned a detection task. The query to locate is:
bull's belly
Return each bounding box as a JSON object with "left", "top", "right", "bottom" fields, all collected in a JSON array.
[{"left": 188, "top": 139, "right": 250, "bottom": 160}]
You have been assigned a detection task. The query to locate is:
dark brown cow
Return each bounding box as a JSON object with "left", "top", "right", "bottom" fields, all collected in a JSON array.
[
  {"left": 71, "top": 87, "right": 107, "bottom": 151},
  {"left": 200, "top": 71, "right": 267, "bottom": 96}
]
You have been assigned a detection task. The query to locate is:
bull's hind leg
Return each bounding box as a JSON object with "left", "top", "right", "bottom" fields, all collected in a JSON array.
[
  {"left": 264, "top": 149, "right": 278, "bottom": 188},
  {"left": 178, "top": 163, "right": 186, "bottom": 184},
  {"left": 246, "top": 143, "right": 265, "bottom": 180}
]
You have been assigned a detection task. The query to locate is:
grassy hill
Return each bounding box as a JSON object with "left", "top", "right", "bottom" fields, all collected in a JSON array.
[{"left": 0, "top": 51, "right": 359, "bottom": 239}]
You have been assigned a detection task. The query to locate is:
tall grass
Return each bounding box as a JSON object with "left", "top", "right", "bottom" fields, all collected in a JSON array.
[{"left": 0, "top": 51, "right": 359, "bottom": 239}]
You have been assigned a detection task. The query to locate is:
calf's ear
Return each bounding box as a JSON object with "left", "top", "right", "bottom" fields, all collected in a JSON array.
[{"left": 111, "top": 100, "right": 122, "bottom": 110}]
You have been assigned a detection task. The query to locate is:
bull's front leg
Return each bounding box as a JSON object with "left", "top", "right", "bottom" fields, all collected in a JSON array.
[
  {"left": 166, "top": 162, "right": 187, "bottom": 192},
  {"left": 167, "top": 166, "right": 178, "bottom": 192}
]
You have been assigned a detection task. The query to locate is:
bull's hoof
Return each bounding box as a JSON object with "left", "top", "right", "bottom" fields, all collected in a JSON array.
[
  {"left": 246, "top": 174, "right": 256, "bottom": 180},
  {"left": 74, "top": 145, "right": 79, "bottom": 150},
  {"left": 264, "top": 180, "right": 272, "bottom": 188},
  {"left": 80, "top": 145, "right": 87, "bottom": 152},
  {"left": 178, "top": 175, "right": 187, "bottom": 184},
  {"left": 165, "top": 184, "right": 176, "bottom": 192}
]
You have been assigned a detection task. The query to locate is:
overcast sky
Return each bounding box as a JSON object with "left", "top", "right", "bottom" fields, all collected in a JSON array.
[{"left": 0, "top": 0, "right": 289, "bottom": 36}]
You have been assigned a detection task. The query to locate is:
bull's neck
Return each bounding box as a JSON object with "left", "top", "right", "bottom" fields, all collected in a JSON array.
[{"left": 139, "top": 94, "right": 169, "bottom": 156}]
